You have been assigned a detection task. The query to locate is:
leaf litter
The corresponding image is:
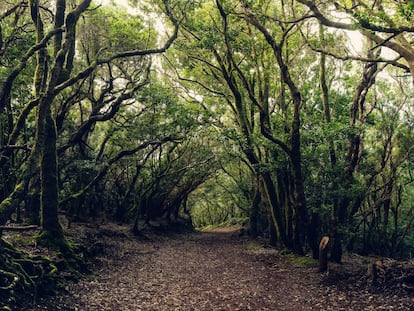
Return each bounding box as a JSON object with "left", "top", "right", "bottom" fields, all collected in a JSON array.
[{"left": 23, "top": 224, "right": 414, "bottom": 311}]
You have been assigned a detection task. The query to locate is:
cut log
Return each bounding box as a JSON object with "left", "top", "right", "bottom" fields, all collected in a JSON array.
[{"left": 318, "top": 236, "right": 330, "bottom": 273}]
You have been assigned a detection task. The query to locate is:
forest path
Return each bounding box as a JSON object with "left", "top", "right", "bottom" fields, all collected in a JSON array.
[{"left": 27, "top": 225, "right": 413, "bottom": 311}]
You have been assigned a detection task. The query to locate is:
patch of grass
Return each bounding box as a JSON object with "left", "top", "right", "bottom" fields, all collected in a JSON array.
[
  {"left": 245, "top": 240, "right": 264, "bottom": 251},
  {"left": 288, "top": 254, "right": 317, "bottom": 266},
  {"left": 197, "top": 224, "right": 215, "bottom": 231}
]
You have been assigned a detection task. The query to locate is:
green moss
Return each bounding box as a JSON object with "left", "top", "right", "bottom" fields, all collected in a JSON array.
[
  {"left": 0, "top": 183, "right": 24, "bottom": 225},
  {"left": 8, "top": 234, "right": 36, "bottom": 246},
  {"left": 289, "top": 254, "right": 317, "bottom": 266},
  {"left": 245, "top": 240, "right": 264, "bottom": 251},
  {"left": 36, "top": 232, "right": 61, "bottom": 249}
]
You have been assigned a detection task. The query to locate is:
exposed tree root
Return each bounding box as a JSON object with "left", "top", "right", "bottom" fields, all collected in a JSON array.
[
  {"left": 0, "top": 236, "right": 81, "bottom": 310},
  {"left": 36, "top": 230, "right": 90, "bottom": 275}
]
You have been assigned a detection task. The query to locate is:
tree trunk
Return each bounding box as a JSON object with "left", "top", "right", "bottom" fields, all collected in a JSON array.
[
  {"left": 268, "top": 211, "right": 278, "bottom": 247},
  {"left": 35, "top": 0, "right": 93, "bottom": 253},
  {"left": 249, "top": 180, "right": 261, "bottom": 238},
  {"left": 318, "top": 236, "right": 330, "bottom": 273},
  {"left": 261, "top": 172, "right": 289, "bottom": 248},
  {"left": 318, "top": 32, "right": 340, "bottom": 261},
  {"left": 36, "top": 99, "right": 66, "bottom": 249}
]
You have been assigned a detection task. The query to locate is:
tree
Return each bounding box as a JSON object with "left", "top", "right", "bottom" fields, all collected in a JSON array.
[
  {"left": 1, "top": 2, "right": 414, "bottom": 306},
  {"left": 296, "top": 0, "right": 414, "bottom": 79},
  {"left": 162, "top": 0, "right": 414, "bottom": 260},
  {"left": 0, "top": 0, "right": 179, "bottom": 244},
  {"left": 0, "top": 1, "right": 181, "bottom": 304},
  {"left": 162, "top": 0, "right": 322, "bottom": 255}
]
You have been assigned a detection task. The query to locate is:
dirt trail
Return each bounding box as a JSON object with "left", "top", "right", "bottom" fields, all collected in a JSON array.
[{"left": 26, "top": 226, "right": 413, "bottom": 311}]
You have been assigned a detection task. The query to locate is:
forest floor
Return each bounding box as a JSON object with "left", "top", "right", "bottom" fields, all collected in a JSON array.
[{"left": 18, "top": 223, "right": 414, "bottom": 311}]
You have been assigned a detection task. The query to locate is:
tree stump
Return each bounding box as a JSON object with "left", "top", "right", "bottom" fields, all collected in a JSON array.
[
  {"left": 367, "top": 262, "right": 378, "bottom": 286},
  {"left": 319, "top": 236, "right": 330, "bottom": 273}
]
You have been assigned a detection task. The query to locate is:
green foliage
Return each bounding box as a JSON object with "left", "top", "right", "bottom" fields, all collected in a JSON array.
[
  {"left": 79, "top": 2, "right": 155, "bottom": 57},
  {"left": 2, "top": 6, "right": 414, "bottom": 309},
  {"left": 189, "top": 162, "right": 252, "bottom": 228},
  {"left": 133, "top": 82, "right": 210, "bottom": 139},
  {"left": 397, "top": 2, "right": 414, "bottom": 20}
]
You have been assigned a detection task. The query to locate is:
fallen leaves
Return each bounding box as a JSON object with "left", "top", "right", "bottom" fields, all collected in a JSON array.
[{"left": 23, "top": 226, "right": 414, "bottom": 310}]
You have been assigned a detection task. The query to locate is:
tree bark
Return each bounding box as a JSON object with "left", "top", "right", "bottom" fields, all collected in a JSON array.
[
  {"left": 35, "top": 0, "right": 92, "bottom": 250},
  {"left": 248, "top": 179, "right": 261, "bottom": 238},
  {"left": 37, "top": 103, "right": 65, "bottom": 243},
  {"left": 318, "top": 236, "right": 330, "bottom": 273}
]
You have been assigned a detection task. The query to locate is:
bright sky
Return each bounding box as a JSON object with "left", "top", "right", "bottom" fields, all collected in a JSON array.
[
  {"left": 100, "top": 0, "right": 128, "bottom": 5},
  {"left": 99, "top": 0, "right": 132, "bottom": 11}
]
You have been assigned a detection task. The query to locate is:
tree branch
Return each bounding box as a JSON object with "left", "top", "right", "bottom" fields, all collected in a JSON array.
[{"left": 296, "top": 0, "right": 414, "bottom": 33}]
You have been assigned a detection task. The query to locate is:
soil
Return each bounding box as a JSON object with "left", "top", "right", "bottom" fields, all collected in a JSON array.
[{"left": 20, "top": 224, "right": 414, "bottom": 311}]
